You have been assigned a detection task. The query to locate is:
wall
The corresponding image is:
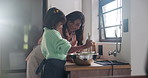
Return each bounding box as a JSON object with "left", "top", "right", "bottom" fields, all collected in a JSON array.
[
  {"left": 116, "top": 0, "right": 131, "bottom": 63},
  {"left": 82, "top": 0, "right": 99, "bottom": 42},
  {"left": 48, "top": 0, "right": 82, "bottom": 15},
  {"left": 82, "top": 0, "right": 92, "bottom": 41},
  {"left": 117, "top": 0, "right": 148, "bottom": 75},
  {"left": 130, "top": 0, "right": 148, "bottom": 75},
  {"left": 0, "top": 0, "right": 42, "bottom": 78}
]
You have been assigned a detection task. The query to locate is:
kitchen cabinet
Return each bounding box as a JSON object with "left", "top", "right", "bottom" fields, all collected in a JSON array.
[
  {"left": 113, "top": 65, "right": 131, "bottom": 76},
  {"left": 65, "top": 62, "right": 131, "bottom": 78}
]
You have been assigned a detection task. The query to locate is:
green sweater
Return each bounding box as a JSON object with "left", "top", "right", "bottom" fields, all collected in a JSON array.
[{"left": 41, "top": 27, "right": 71, "bottom": 60}]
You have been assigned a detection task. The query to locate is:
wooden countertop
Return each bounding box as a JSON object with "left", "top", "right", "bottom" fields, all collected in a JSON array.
[{"left": 65, "top": 62, "right": 131, "bottom": 71}]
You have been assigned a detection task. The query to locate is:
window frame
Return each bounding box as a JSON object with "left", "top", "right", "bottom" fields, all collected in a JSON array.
[{"left": 98, "top": 0, "right": 122, "bottom": 42}]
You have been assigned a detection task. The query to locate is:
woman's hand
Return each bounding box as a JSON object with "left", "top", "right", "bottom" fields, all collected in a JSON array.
[{"left": 84, "top": 39, "right": 93, "bottom": 48}]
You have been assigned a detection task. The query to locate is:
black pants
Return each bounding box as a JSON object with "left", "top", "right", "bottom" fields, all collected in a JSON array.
[{"left": 36, "top": 59, "right": 67, "bottom": 78}]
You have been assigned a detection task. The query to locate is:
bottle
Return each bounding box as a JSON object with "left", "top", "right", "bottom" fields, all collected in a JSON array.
[{"left": 87, "top": 33, "right": 91, "bottom": 52}]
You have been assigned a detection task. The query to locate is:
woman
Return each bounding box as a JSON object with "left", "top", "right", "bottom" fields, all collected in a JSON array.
[
  {"left": 26, "top": 10, "right": 87, "bottom": 78},
  {"left": 62, "top": 11, "right": 85, "bottom": 46},
  {"left": 62, "top": 11, "right": 85, "bottom": 62}
]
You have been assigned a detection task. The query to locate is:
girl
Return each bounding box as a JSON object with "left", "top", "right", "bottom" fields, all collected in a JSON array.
[{"left": 39, "top": 7, "right": 92, "bottom": 78}]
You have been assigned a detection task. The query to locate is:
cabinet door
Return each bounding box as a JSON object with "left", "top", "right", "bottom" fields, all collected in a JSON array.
[
  {"left": 113, "top": 68, "right": 131, "bottom": 76},
  {"left": 70, "top": 69, "right": 112, "bottom": 78},
  {"left": 48, "top": 0, "right": 82, "bottom": 15}
]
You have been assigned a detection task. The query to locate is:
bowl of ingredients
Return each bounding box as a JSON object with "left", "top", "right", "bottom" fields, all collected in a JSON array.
[{"left": 68, "top": 52, "right": 97, "bottom": 66}]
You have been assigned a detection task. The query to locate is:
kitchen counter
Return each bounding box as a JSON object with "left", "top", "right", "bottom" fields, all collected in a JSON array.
[
  {"left": 65, "top": 60, "right": 131, "bottom": 78},
  {"left": 65, "top": 62, "right": 131, "bottom": 71}
]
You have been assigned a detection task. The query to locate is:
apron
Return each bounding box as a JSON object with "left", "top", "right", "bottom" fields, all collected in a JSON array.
[{"left": 36, "top": 59, "right": 67, "bottom": 78}]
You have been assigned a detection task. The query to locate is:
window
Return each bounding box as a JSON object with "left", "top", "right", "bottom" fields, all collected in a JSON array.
[{"left": 99, "top": 0, "right": 122, "bottom": 42}]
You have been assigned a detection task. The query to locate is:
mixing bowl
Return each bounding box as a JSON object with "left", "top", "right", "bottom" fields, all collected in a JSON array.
[{"left": 68, "top": 52, "right": 97, "bottom": 66}]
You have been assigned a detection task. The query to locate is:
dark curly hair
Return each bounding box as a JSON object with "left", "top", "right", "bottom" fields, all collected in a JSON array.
[{"left": 43, "top": 7, "right": 66, "bottom": 29}]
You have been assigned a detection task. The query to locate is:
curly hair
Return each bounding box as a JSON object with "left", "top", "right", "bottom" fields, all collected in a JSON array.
[{"left": 43, "top": 7, "right": 66, "bottom": 29}]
